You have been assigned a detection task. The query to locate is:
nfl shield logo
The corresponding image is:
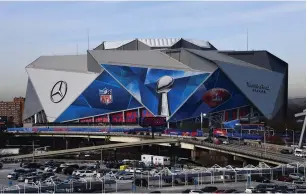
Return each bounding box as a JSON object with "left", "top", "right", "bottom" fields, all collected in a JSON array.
[{"left": 99, "top": 88, "right": 113, "bottom": 105}]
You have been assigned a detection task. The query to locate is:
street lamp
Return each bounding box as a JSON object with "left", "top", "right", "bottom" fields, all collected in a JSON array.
[
  {"left": 286, "top": 128, "right": 295, "bottom": 147},
  {"left": 200, "top": 113, "right": 207, "bottom": 129},
  {"left": 261, "top": 122, "right": 266, "bottom": 156}
]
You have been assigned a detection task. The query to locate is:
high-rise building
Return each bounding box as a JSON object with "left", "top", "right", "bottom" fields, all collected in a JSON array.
[{"left": 0, "top": 97, "right": 25, "bottom": 125}]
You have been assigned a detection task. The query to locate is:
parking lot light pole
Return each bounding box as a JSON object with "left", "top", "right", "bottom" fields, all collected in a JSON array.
[
  {"left": 32, "top": 140, "right": 35, "bottom": 162},
  {"left": 133, "top": 160, "right": 136, "bottom": 193},
  {"left": 100, "top": 149, "right": 102, "bottom": 168}
]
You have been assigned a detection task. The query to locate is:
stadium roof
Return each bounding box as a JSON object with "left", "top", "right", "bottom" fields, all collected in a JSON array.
[
  {"left": 26, "top": 55, "right": 88, "bottom": 73},
  {"left": 186, "top": 49, "right": 269, "bottom": 71},
  {"left": 94, "top": 38, "right": 214, "bottom": 50},
  {"left": 88, "top": 50, "right": 196, "bottom": 71}
]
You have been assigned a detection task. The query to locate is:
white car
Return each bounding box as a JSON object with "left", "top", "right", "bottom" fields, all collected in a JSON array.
[
  {"left": 72, "top": 170, "right": 83, "bottom": 176},
  {"left": 125, "top": 167, "right": 134, "bottom": 173},
  {"left": 78, "top": 170, "right": 97, "bottom": 178},
  {"left": 289, "top": 173, "right": 304, "bottom": 180},
  {"left": 44, "top": 167, "right": 53, "bottom": 172},
  {"left": 245, "top": 187, "right": 255, "bottom": 193},
  {"left": 117, "top": 173, "right": 134, "bottom": 180},
  {"left": 223, "top": 140, "right": 230, "bottom": 145},
  {"left": 189, "top": 190, "right": 203, "bottom": 194}
]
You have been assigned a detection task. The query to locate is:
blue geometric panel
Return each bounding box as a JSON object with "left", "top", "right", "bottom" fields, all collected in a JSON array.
[
  {"left": 55, "top": 71, "right": 142, "bottom": 122},
  {"left": 169, "top": 69, "right": 250, "bottom": 121},
  {"left": 102, "top": 64, "right": 210, "bottom": 116}
]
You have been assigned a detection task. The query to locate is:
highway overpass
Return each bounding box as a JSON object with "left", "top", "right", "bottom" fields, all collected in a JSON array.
[
  {"left": 2, "top": 138, "right": 178, "bottom": 160},
  {"left": 5, "top": 132, "right": 305, "bottom": 165}
]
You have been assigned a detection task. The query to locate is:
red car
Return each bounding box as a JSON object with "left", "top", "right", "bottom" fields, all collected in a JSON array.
[{"left": 277, "top": 176, "right": 293, "bottom": 182}]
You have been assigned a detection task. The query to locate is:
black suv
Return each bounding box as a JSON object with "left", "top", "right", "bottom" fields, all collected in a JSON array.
[
  {"left": 251, "top": 175, "right": 270, "bottom": 183},
  {"left": 23, "top": 163, "right": 41, "bottom": 169}
]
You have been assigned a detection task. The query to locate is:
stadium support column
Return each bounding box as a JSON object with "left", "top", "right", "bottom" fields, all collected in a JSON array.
[
  {"left": 237, "top": 108, "right": 240, "bottom": 120},
  {"left": 250, "top": 107, "right": 254, "bottom": 117},
  {"left": 137, "top": 108, "right": 141, "bottom": 125},
  {"left": 191, "top": 149, "right": 196, "bottom": 161},
  {"left": 122, "top": 112, "right": 125, "bottom": 124},
  {"left": 65, "top": 139, "right": 69, "bottom": 150}
]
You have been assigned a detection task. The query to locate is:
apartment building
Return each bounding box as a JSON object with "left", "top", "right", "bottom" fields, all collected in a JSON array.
[{"left": 0, "top": 97, "right": 25, "bottom": 126}]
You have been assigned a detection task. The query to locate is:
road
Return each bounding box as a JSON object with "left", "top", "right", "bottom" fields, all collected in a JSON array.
[{"left": 5, "top": 132, "right": 305, "bottom": 165}]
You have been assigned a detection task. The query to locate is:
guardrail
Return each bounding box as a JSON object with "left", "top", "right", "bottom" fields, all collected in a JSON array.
[{"left": 179, "top": 138, "right": 303, "bottom": 164}]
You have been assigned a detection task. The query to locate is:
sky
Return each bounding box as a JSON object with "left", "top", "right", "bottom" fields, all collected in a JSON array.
[{"left": 0, "top": 1, "right": 305, "bottom": 101}]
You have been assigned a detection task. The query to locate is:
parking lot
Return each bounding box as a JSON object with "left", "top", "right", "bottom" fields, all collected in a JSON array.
[{"left": 0, "top": 161, "right": 305, "bottom": 193}]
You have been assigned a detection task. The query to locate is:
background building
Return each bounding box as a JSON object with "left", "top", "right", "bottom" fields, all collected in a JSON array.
[
  {"left": 22, "top": 38, "right": 288, "bottom": 126},
  {"left": 0, "top": 97, "right": 25, "bottom": 126}
]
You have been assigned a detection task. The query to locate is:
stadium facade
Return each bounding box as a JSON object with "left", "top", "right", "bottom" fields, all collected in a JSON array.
[{"left": 23, "top": 38, "right": 288, "bottom": 126}]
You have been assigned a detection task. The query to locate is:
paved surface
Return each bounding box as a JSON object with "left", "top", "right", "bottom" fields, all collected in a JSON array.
[{"left": 0, "top": 163, "right": 304, "bottom": 193}]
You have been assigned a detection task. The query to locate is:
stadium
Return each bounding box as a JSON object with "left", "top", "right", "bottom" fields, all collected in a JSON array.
[{"left": 22, "top": 38, "right": 288, "bottom": 128}]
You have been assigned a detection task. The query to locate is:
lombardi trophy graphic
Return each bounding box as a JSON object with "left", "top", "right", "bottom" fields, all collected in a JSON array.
[{"left": 156, "top": 75, "right": 174, "bottom": 118}]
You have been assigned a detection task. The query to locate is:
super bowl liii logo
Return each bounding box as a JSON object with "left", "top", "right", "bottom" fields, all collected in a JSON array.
[{"left": 246, "top": 82, "right": 270, "bottom": 94}]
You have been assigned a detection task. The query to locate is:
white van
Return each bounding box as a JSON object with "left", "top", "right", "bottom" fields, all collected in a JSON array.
[
  {"left": 294, "top": 148, "right": 306, "bottom": 157},
  {"left": 153, "top": 156, "right": 170, "bottom": 166},
  {"left": 141, "top": 154, "right": 154, "bottom": 166}
]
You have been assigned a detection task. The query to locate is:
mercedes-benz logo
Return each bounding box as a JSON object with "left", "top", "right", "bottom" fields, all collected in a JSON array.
[{"left": 50, "top": 81, "right": 67, "bottom": 103}]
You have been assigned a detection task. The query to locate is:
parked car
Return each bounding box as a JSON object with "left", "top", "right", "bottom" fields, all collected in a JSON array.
[
  {"left": 254, "top": 184, "right": 278, "bottom": 193},
  {"left": 251, "top": 175, "right": 270, "bottom": 183},
  {"left": 292, "top": 181, "right": 306, "bottom": 189},
  {"left": 280, "top": 149, "right": 293, "bottom": 154},
  {"left": 53, "top": 167, "right": 63, "bottom": 173},
  {"left": 14, "top": 168, "right": 28, "bottom": 174},
  {"left": 44, "top": 166, "right": 54, "bottom": 172},
  {"left": 274, "top": 185, "right": 289, "bottom": 193},
  {"left": 23, "top": 163, "right": 41, "bottom": 169},
  {"left": 18, "top": 174, "right": 27, "bottom": 182},
  {"left": 296, "top": 190, "right": 307, "bottom": 193},
  {"left": 277, "top": 176, "right": 293, "bottom": 182},
  {"left": 25, "top": 175, "right": 39, "bottom": 184},
  {"left": 41, "top": 172, "right": 55, "bottom": 180},
  {"left": 289, "top": 173, "right": 304, "bottom": 180},
  {"left": 62, "top": 165, "right": 79, "bottom": 175},
  {"left": 78, "top": 170, "right": 97, "bottom": 177},
  {"left": 19, "top": 172, "right": 37, "bottom": 182},
  {"left": 222, "top": 140, "right": 230, "bottom": 145},
  {"left": 117, "top": 173, "right": 134, "bottom": 180},
  {"left": 245, "top": 187, "right": 256, "bottom": 193},
  {"left": 182, "top": 189, "right": 193, "bottom": 193},
  {"left": 201, "top": 186, "right": 218, "bottom": 193},
  {"left": 7, "top": 172, "right": 19, "bottom": 180}
]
